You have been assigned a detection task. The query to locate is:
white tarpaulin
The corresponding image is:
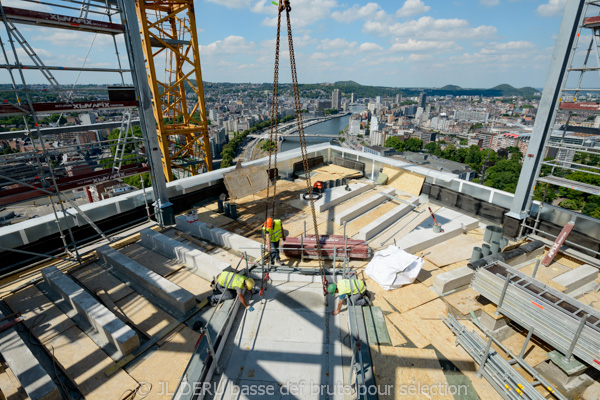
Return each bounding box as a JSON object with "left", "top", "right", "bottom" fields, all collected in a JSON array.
[{"left": 365, "top": 245, "right": 424, "bottom": 290}]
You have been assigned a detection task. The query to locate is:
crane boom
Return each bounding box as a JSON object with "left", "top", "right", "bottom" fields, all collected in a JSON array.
[{"left": 135, "top": 0, "right": 211, "bottom": 181}]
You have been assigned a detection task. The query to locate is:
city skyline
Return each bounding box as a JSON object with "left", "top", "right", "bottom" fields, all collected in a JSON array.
[{"left": 0, "top": 0, "right": 569, "bottom": 88}]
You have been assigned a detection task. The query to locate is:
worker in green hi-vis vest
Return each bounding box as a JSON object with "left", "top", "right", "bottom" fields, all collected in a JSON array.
[
  {"left": 210, "top": 271, "right": 256, "bottom": 312},
  {"left": 262, "top": 217, "right": 285, "bottom": 266},
  {"left": 328, "top": 278, "right": 373, "bottom": 316}
]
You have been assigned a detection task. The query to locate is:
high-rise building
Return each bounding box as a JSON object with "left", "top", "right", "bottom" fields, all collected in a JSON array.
[
  {"left": 349, "top": 118, "right": 361, "bottom": 136},
  {"left": 419, "top": 92, "right": 427, "bottom": 109},
  {"left": 376, "top": 96, "right": 381, "bottom": 105},
  {"left": 350, "top": 93, "right": 356, "bottom": 103},
  {"left": 332, "top": 89, "right": 341, "bottom": 110},
  {"left": 395, "top": 94, "right": 401, "bottom": 105}
]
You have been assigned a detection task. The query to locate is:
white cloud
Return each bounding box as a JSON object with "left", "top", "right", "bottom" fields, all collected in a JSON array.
[
  {"left": 2, "top": 0, "right": 51, "bottom": 11},
  {"left": 261, "top": 0, "right": 339, "bottom": 29},
  {"left": 364, "top": 16, "right": 497, "bottom": 40},
  {"left": 359, "top": 42, "right": 383, "bottom": 52},
  {"left": 251, "top": 0, "right": 278, "bottom": 14},
  {"left": 479, "top": 0, "right": 500, "bottom": 6},
  {"left": 494, "top": 41, "right": 535, "bottom": 50},
  {"left": 390, "top": 39, "right": 456, "bottom": 52},
  {"left": 396, "top": 0, "right": 431, "bottom": 18},
  {"left": 206, "top": 0, "right": 252, "bottom": 9},
  {"left": 310, "top": 52, "right": 329, "bottom": 60},
  {"left": 318, "top": 38, "right": 357, "bottom": 50},
  {"left": 537, "top": 0, "right": 566, "bottom": 17},
  {"left": 407, "top": 54, "right": 433, "bottom": 61},
  {"left": 331, "top": 3, "right": 380, "bottom": 23},
  {"left": 199, "top": 36, "right": 255, "bottom": 55}
]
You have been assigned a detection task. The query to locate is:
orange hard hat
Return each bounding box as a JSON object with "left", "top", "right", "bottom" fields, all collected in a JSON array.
[{"left": 265, "top": 218, "right": 273, "bottom": 228}]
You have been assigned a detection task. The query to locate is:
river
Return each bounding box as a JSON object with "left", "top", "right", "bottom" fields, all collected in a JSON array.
[{"left": 280, "top": 104, "right": 366, "bottom": 152}]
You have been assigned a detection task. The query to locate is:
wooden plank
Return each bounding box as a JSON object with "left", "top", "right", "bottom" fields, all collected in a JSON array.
[
  {"left": 71, "top": 262, "right": 133, "bottom": 303},
  {"left": 370, "top": 346, "right": 453, "bottom": 400},
  {"left": 127, "top": 327, "right": 201, "bottom": 400},
  {"left": 500, "top": 330, "right": 551, "bottom": 367},
  {"left": 415, "top": 260, "right": 442, "bottom": 287},
  {"left": 443, "top": 288, "right": 485, "bottom": 316},
  {"left": 167, "top": 269, "right": 213, "bottom": 300},
  {"left": 381, "top": 166, "right": 425, "bottom": 196},
  {"left": 223, "top": 165, "right": 269, "bottom": 200},
  {"left": 425, "top": 234, "right": 482, "bottom": 267},
  {"left": 115, "top": 292, "right": 176, "bottom": 337},
  {"left": 0, "top": 365, "right": 27, "bottom": 400},
  {"left": 194, "top": 206, "right": 233, "bottom": 228},
  {"left": 377, "top": 282, "right": 439, "bottom": 314},
  {"left": 397, "top": 299, "right": 502, "bottom": 399},
  {"left": 363, "top": 306, "right": 391, "bottom": 345},
  {"left": 4, "top": 285, "right": 75, "bottom": 344},
  {"left": 519, "top": 261, "right": 570, "bottom": 284},
  {"left": 341, "top": 201, "right": 399, "bottom": 237},
  {"left": 43, "top": 326, "right": 138, "bottom": 400}
]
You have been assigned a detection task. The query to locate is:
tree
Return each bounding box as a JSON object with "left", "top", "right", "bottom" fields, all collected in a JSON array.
[
  {"left": 385, "top": 136, "right": 405, "bottom": 152},
  {"left": 404, "top": 138, "right": 423, "bottom": 152},
  {"left": 424, "top": 142, "right": 438, "bottom": 153}
]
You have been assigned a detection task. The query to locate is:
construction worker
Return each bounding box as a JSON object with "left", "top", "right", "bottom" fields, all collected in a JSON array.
[
  {"left": 211, "top": 271, "right": 256, "bottom": 312},
  {"left": 328, "top": 278, "right": 373, "bottom": 316},
  {"left": 263, "top": 217, "right": 284, "bottom": 265}
]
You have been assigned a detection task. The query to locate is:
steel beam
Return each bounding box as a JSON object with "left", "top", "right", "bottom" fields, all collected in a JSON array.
[{"left": 508, "top": 0, "right": 587, "bottom": 219}]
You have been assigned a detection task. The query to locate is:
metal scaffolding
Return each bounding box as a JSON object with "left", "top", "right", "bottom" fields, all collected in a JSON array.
[
  {"left": 0, "top": 0, "right": 173, "bottom": 267},
  {"left": 510, "top": 1, "right": 600, "bottom": 238}
]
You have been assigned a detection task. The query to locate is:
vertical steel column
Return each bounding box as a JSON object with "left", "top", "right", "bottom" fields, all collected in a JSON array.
[
  {"left": 495, "top": 273, "right": 512, "bottom": 316},
  {"left": 507, "top": 0, "right": 587, "bottom": 220},
  {"left": 120, "top": 0, "right": 173, "bottom": 226},
  {"left": 564, "top": 313, "right": 588, "bottom": 363}
]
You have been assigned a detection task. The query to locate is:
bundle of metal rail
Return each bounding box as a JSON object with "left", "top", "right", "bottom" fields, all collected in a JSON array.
[
  {"left": 471, "top": 261, "right": 600, "bottom": 371},
  {"left": 444, "top": 314, "right": 566, "bottom": 400}
]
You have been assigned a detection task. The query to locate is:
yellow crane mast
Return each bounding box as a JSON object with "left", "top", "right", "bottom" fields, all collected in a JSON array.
[{"left": 135, "top": 0, "right": 212, "bottom": 182}]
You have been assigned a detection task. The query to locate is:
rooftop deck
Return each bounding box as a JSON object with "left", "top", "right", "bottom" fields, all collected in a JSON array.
[{"left": 0, "top": 159, "right": 599, "bottom": 400}]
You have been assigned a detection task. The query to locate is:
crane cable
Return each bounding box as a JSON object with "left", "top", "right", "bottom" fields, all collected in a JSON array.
[
  {"left": 263, "top": 0, "right": 327, "bottom": 296},
  {"left": 261, "top": 1, "right": 282, "bottom": 296}
]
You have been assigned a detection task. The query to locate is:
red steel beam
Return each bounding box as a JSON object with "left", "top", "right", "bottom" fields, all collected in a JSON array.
[
  {"left": 584, "top": 16, "right": 600, "bottom": 28},
  {"left": 559, "top": 102, "right": 600, "bottom": 113},
  {"left": 0, "top": 100, "right": 138, "bottom": 116},
  {"left": 2, "top": 6, "right": 125, "bottom": 34},
  {"left": 0, "top": 164, "right": 149, "bottom": 205}
]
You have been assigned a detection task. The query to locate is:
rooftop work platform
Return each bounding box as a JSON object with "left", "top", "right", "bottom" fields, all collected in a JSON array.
[{"left": 1, "top": 151, "right": 600, "bottom": 400}]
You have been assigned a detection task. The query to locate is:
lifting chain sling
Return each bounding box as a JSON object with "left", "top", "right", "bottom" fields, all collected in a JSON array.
[{"left": 262, "top": 0, "right": 327, "bottom": 296}]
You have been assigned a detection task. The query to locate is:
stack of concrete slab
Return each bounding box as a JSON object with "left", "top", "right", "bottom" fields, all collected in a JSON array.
[
  {"left": 334, "top": 188, "right": 396, "bottom": 225},
  {"left": 306, "top": 183, "right": 370, "bottom": 213},
  {"left": 42, "top": 266, "right": 139, "bottom": 358},
  {"left": 399, "top": 208, "right": 479, "bottom": 254},
  {"left": 356, "top": 196, "right": 419, "bottom": 241},
  {"left": 97, "top": 245, "right": 196, "bottom": 315},
  {"left": 432, "top": 266, "right": 474, "bottom": 296},
  {"left": 552, "top": 264, "right": 599, "bottom": 297},
  {"left": 0, "top": 310, "right": 60, "bottom": 400},
  {"left": 140, "top": 229, "right": 230, "bottom": 281},
  {"left": 175, "top": 215, "right": 261, "bottom": 259}
]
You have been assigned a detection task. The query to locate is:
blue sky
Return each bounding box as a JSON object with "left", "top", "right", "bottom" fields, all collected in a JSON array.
[
  {"left": 196, "top": 0, "right": 569, "bottom": 88},
  {"left": 0, "top": 0, "right": 570, "bottom": 89}
]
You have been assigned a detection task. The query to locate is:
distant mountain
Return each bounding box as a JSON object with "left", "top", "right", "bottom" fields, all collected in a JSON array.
[
  {"left": 334, "top": 80, "right": 362, "bottom": 87},
  {"left": 439, "top": 84, "right": 463, "bottom": 91},
  {"left": 489, "top": 84, "right": 539, "bottom": 97}
]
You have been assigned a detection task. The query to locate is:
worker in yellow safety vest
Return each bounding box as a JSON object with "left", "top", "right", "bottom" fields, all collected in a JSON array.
[
  {"left": 328, "top": 278, "right": 373, "bottom": 316},
  {"left": 210, "top": 271, "right": 256, "bottom": 312},
  {"left": 263, "top": 217, "right": 285, "bottom": 266}
]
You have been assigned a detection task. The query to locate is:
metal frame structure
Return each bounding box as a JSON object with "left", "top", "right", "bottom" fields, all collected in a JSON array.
[
  {"left": 134, "top": 0, "right": 212, "bottom": 182},
  {"left": 0, "top": 0, "right": 174, "bottom": 265},
  {"left": 510, "top": 1, "right": 600, "bottom": 237}
]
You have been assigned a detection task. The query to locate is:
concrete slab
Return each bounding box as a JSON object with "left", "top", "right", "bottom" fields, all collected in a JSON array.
[
  {"left": 307, "top": 183, "right": 370, "bottom": 213},
  {"left": 140, "top": 228, "right": 231, "bottom": 281},
  {"left": 399, "top": 207, "right": 479, "bottom": 254},
  {"left": 552, "top": 264, "right": 599, "bottom": 294},
  {"left": 334, "top": 188, "right": 395, "bottom": 225},
  {"left": 355, "top": 196, "right": 419, "bottom": 241},
  {"left": 175, "top": 216, "right": 262, "bottom": 260},
  {"left": 432, "top": 266, "right": 474, "bottom": 296},
  {"left": 0, "top": 310, "right": 60, "bottom": 400},
  {"left": 97, "top": 245, "right": 196, "bottom": 315},
  {"left": 41, "top": 266, "right": 140, "bottom": 358}
]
